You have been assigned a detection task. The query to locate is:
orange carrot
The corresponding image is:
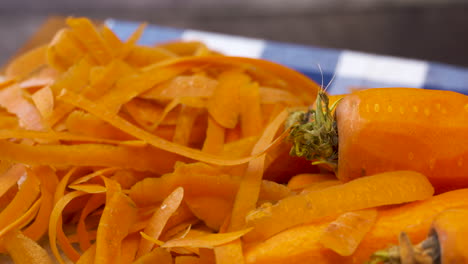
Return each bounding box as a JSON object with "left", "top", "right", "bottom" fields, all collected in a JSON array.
[
  {"left": 202, "top": 116, "right": 225, "bottom": 154},
  {"left": 239, "top": 82, "right": 263, "bottom": 137},
  {"left": 57, "top": 89, "right": 274, "bottom": 166},
  {"left": 185, "top": 195, "right": 232, "bottom": 230},
  {"left": 228, "top": 109, "right": 288, "bottom": 231},
  {"left": 119, "top": 233, "right": 140, "bottom": 264},
  {"left": 289, "top": 88, "right": 468, "bottom": 193},
  {"left": 49, "top": 191, "right": 87, "bottom": 264},
  {"left": 0, "top": 168, "right": 40, "bottom": 231},
  {"left": 5, "top": 45, "right": 48, "bottom": 78},
  {"left": 94, "top": 177, "right": 137, "bottom": 264},
  {"left": 0, "top": 140, "right": 184, "bottom": 174},
  {"left": 133, "top": 248, "right": 173, "bottom": 264},
  {"left": 173, "top": 105, "right": 202, "bottom": 146},
  {"left": 23, "top": 166, "right": 59, "bottom": 241},
  {"left": 0, "top": 83, "right": 46, "bottom": 131},
  {"left": 129, "top": 162, "right": 291, "bottom": 206},
  {"left": 1, "top": 230, "right": 54, "bottom": 264},
  {"left": 245, "top": 171, "right": 434, "bottom": 242},
  {"left": 287, "top": 173, "right": 336, "bottom": 190},
  {"left": 47, "top": 28, "right": 86, "bottom": 70},
  {"left": 76, "top": 243, "right": 96, "bottom": 264},
  {"left": 207, "top": 70, "right": 250, "bottom": 129},
  {"left": 159, "top": 228, "right": 252, "bottom": 249},
  {"left": 141, "top": 74, "right": 217, "bottom": 101},
  {"left": 77, "top": 194, "right": 106, "bottom": 252},
  {"left": 0, "top": 163, "right": 25, "bottom": 198},
  {"left": 319, "top": 209, "right": 378, "bottom": 256},
  {"left": 136, "top": 187, "right": 184, "bottom": 258},
  {"left": 66, "top": 17, "right": 112, "bottom": 65}
]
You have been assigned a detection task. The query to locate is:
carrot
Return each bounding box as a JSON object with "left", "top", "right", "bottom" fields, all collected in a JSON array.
[
  {"left": 136, "top": 187, "right": 184, "bottom": 258},
  {"left": 58, "top": 89, "right": 274, "bottom": 166},
  {"left": 289, "top": 88, "right": 468, "bottom": 192},
  {"left": 5, "top": 45, "right": 48, "bottom": 78},
  {"left": 129, "top": 162, "right": 291, "bottom": 207},
  {"left": 126, "top": 45, "right": 177, "bottom": 67},
  {"left": 287, "top": 173, "right": 336, "bottom": 190},
  {"left": 173, "top": 105, "right": 203, "bottom": 146},
  {"left": 0, "top": 83, "right": 46, "bottom": 131},
  {"left": 239, "top": 81, "right": 263, "bottom": 137},
  {"left": 244, "top": 222, "right": 343, "bottom": 264},
  {"left": 228, "top": 109, "right": 289, "bottom": 231},
  {"left": 0, "top": 167, "right": 40, "bottom": 231},
  {"left": 202, "top": 116, "right": 225, "bottom": 154},
  {"left": 76, "top": 243, "right": 96, "bottom": 264},
  {"left": 207, "top": 70, "right": 250, "bottom": 129},
  {"left": 94, "top": 177, "right": 137, "bottom": 264},
  {"left": 319, "top": 209, "right": 378, "bottom": 256},
  {"left": 23, "top": 166, "right": 59, "bottom": 241},
  {"left": 66, "top": 17, "right": 112, "bottom": 65},
  {"left": 185, "top": 195, "right": 232, "bottom": 230},
  {"left": 49, "top": 191, "right": 87, "bottom": 264},
  {"left": 214, "top": 240, "right": 245, "bottom": 264},
  {"left": 118, "top": 22, "right": 147, "bottom": 59},
  {"left": 0, "top": 140, "right": 184, "bottom": 174},
  {"left": 175, "top": 256, "right": 201, "bottom": 264},
  {"left": 431, "top": 208, "right": 468, "bottom": 263},
  {"left": 141, "top": 74, "right": 218, "bottom": 101},
  {"left": 119, "top": 233, "right": 140, "bottom": 264},
  {"left": 133, "top": 247, "right": 173, "bottom": 264},
  {"left": 97, "top": 64, "right": 188, "bottom": 114},
  {"left": 76, "top": 194, "right": 106, "bottom": 251},
  {"left": 47, "top": 28, "right": 86, "bottom": 71},
  {"left": 0, "top": 163, "right": 25, "bottom": 198},
  {"left": 245, "top": 171, "right": 434, "bottom": 242},
  {"left": 1, "top": 230, "right": 54, "bottom": 264}
]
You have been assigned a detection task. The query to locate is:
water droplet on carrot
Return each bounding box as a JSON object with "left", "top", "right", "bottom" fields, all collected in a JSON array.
[
  {"left": 387, "top": 106, "right": 393, "bottom": 113},
  {"left": 412, "top": 106, "right": 418, "bottom": 113}
]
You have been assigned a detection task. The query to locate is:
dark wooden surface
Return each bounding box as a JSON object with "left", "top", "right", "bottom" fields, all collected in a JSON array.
[{"left": 2, "top": 0, "right": 468, "bottom": 67}]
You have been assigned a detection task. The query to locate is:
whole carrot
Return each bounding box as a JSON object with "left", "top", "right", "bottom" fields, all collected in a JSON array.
[{"left": 288, "top": 88, "right": 468, "bottom": 192}]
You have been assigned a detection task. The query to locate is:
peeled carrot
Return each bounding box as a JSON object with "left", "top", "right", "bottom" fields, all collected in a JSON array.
[
  {"left": 245, "top": 171, "right": 434, "bottom": 242},
  {"left": 319, "top": 209, "right": 378, "bottom": 256},
  {"left": 287, "top": 173, "right": 336, "bottom": 190},
  {"left": 289, "top": 88, "right": 468, "bottom": 192}
]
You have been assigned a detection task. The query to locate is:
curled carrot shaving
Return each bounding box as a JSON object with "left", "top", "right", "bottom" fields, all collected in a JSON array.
[{"left": 137, "top": 187, "right": 184, "bottom": 258}]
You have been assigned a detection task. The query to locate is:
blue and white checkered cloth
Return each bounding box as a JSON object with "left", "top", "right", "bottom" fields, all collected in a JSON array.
[{"left": 107, "top": 19, "right": 468, "bottom": 95}]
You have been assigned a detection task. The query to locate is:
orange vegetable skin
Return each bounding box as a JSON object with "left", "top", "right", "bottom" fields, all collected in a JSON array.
[
  {"left": 1, "top": 230, "right": 54, "bottom": 264},
  {"left": 335, "top": 88, "right": 468, "bottom": 192},
  {"left": 319, "top": 209, "right": 378, "bottom": 256},
  {"left": 245, "top": 171, "right": 434, "bottom": 242},
  {"left": 351, "top": 188, "right": 468, "bottom": 263},
  {"left": 431, "top": 208, "right": 468, "bottom": 264}
]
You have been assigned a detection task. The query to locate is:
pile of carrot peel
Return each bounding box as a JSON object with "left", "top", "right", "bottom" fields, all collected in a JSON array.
[{"left": 0, "top": 17, "right": 466, "bottom": 264}]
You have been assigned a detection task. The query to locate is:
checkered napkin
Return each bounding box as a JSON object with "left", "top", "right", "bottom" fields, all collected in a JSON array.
[{"left": 107, "top": 19, "right": 468, "bottom": 95}]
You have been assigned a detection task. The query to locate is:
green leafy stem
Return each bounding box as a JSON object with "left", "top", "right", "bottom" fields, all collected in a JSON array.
[{"left": 285, "top": 89, "right": 341, "bottom": 171}]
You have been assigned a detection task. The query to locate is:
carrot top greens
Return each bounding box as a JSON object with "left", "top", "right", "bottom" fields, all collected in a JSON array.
[{"left": 286, "top": 89, "right": 341, "bottom": 171}]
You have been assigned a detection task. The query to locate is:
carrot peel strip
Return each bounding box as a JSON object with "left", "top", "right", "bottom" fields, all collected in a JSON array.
[
  {"left": 319, "top": 209, "right": 378, "bottom": 256},
  {"left": 57, "top": 89, "right": 262, "bottom": 165},
  {"left": 136, "top": 186, "right": 184, "bottom": 257}
]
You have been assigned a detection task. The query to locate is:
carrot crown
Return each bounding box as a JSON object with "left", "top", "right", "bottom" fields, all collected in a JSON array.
[
  {"left": 367, "top": 232, "right": 440, "bottom": 264},
  {"left": 286, "top": 89, "right": 340, "bottom": 171}
]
